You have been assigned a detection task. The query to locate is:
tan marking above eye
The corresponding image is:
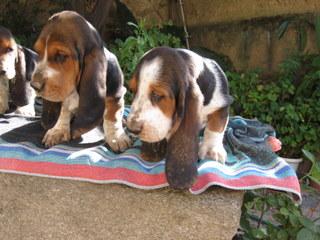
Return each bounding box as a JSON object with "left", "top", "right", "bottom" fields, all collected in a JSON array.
[
  {"left": 0, "top": 39, "right": 14, "bottom": 54},
  {"left": 48, "top": 43, "right": 72, "bottom": 56},
  {"left": 49, "top": 44, "right": 72, "bottom": 55},
  {"left": 157, "top": 94, "right": 175, "bottom": 118},
  {"left": 149, "top": 83, "right": 172, "bottom": 98},
  {"left": 149, "top": 83, "right": 175, "bottom": 118}
]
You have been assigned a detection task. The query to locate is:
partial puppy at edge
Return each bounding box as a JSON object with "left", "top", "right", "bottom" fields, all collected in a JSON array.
[
  {"left": 0, "top": 26, "right": 38, "bottom": 116},
  {"left": 30, "top": 11, "right": 131, "bottom": 151},
  {"left": 127, "top": 47, "right": 233, "bottom": 189}
]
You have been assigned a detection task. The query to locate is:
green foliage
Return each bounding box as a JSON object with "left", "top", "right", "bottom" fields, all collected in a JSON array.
[
  {"left": 302, "top": 150, "right": 320, "bottom": 184},
  {"left": 240, "top": 191, "right": 320, "bottom": 240},
  {"left": 111, "top": 20, "right": 183, "bottom": 103},
  {"left": 227, "top": 54, "right": 320, "bottom": 157},
  {"left": 0, "top": 0, "right": 65, "bottom": 48},
  {"left": 314, "top": 15, "right": 320, "bottom": 53}
]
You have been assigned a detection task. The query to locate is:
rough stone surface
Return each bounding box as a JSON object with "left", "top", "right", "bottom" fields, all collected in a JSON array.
[
  {"left": 0, "top": 173, "right": 244, "bottom": 240},
  {"left": 189, "top": 22, "right": 318, "bottom": 71},
  {"left": 121, "top": 0, "right": 320, "bottom": 26},
  {"left": 121, "top": 0, "right": 320, "bottom": 71},
  {"left": 120, "top": 0, "right": 169, "bottom": 24}
]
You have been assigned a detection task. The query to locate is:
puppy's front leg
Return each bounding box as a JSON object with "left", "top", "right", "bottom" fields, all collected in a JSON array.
[
  {"left": 0, "top": 79, "right": 9, "bottom": 114},
  {"left": 199, "top": 107, "right": 229, "bottom": 164},
  {"left": 104, "top": 87, "right": 132, "bottom": 152},
  {"left": 42, "top": 90, "right": 79, "bottom": 147}
]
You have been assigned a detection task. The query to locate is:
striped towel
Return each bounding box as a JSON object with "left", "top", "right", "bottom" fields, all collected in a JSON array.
[{"left": 0, "top": 110, "right": 301, "bottom": 201}]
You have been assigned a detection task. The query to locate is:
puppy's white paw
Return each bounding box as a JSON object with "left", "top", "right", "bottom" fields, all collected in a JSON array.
[
  {"left": 15, "top": 105, "right": 35, "bottom": 116},
  {"left": 42, "top": 127, "right": 71, "bottom": 147},
  {"left": 106, "top": 130, "right": 132, "bottom": 152},
  {"left": 199, "top": 142, "right": 227, "bottom": 164}
]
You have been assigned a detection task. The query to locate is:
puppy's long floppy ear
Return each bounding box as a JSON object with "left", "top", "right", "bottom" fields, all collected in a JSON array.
[
  {"left": 41, "top": 99, "right": 61, "bottom": 130},
  {"left": 10, "top": 46, "right": 37, "bottom": 107},
  {"left": 71, "top": 47, "right": 107, "bottom": 138},
  {"left": 23, "top": 47, "right": 38, "bottom": 82},
  {"left": 166, "top": 83, "right": 201, "bottom": 189},
  {"left": 105, "top": 49, "right": 124, "bottom": 98}
]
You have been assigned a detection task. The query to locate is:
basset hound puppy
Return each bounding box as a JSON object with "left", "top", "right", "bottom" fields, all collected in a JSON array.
[
  {"left": 127, "top": 47, "right": 233, "bottom": 189},
  {"left": 30, "top": 11, "right": 131, "bottom": 151},
  {"left": 0, "top": 26, "right": 38, "bottom": 115}
]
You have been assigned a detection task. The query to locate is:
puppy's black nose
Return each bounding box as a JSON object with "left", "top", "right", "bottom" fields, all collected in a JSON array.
[
  {"left": 127, "top": 118, "right": 143, "bottom": 135},
  {"left": 0, "top": 70, "right": 6, "bottom": 75},
  {"left": 30, "top": 81, "right": 44, "bottom": 92}
]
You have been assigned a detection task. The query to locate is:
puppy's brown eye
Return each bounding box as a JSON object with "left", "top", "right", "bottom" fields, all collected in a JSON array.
[
  {"left": 54, "top": 52, "right": 68, "bottom": 63},
  {"left": 150, "top": 91, "right": 163, "bottom": 103}
]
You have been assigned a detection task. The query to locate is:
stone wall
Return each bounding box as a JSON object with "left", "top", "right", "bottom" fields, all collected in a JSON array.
[
  {"left": 121, "top": 0, "right": 320, "bottom": 26},
  {"left": 121, "top": 0, "right": 320, "bottom": 71}
]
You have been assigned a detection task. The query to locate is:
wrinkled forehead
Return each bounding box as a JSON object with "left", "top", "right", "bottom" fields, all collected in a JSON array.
[
  {"left": 34, "top": 34, "right": 75, "bottom": 56},
  {"left": 139, "top": 57, "right": 163, "bottom": 83},
  {"left": 34, "top": 13, "right": 96, "bottom": 58},
  {"left": 135, "top": 51, "right": 182, "bottom": 96}
]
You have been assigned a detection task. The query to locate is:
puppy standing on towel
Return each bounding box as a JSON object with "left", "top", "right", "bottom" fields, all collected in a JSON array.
[
  {"left": 0, "top": 26, "right": 38, "bottom": 115},
  {"left": 127, "top": 47, "right": 233, "bottom": 189},
  {"left": 31, "top": 11, "right": 131, "bottom": 151}
]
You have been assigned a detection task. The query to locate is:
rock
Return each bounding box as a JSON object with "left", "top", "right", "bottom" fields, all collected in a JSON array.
[{"left": 0, "top": 173, "right": 244, "bottom": 240}]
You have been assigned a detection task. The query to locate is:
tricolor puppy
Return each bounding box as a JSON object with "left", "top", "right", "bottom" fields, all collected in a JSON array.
[
  {"left": 0, "top": 26, "right": 37, "bottom": 115},
  {"left": 31, "top": 11, "right": 131, "bottom": 151},
  {"left": 127, "top": 47, "right": 233, "bottom": 189}
]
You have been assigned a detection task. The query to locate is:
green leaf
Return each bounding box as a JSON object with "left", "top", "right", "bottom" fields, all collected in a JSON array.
[
  {"left": 289, "top": 214, "right": 300, "bottom": 226},
  {"left": 277, "top": 197, "right": 286, "bottom": 207},
  {"left": 251, "top": 228, "right": 267, "bottom": 239},
  {"left": 277, "top": 20, "right": 290, "bottom": 39},
  {"left": 315, "top": 15, "right": 320, "bottom": 52},
  {"left": 297, "top": 228, "right": 317, "bottom": 240},
  {"left": 309, "top": 176, "right": 320, "bottom": 185},
  {"left": 277, "top": 229, "right": 289, "bottom": 240},
  {"left": 311, "top": 56, "right": 320, "bottom": 68},
  {"left": 273, "top": 213, "right": 287, "bottom": 225},
  {"left": 298, "top": 25, "right": 307, "bottom": 52},
  {"left": 280, "top": 207, "right": 290, "bottom": 216},
  {"left": 299, "top": 217, "right": 318, "bottom": 232},
  {"left": 127, "top": 21, "right": 138, "bottom": 29},
  {"left": 302, "top": 149, "right": 316, "bottom": 164}
]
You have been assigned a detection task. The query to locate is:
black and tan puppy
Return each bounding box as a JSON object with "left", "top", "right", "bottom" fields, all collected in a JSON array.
[
  {"left": 0, "top": 26, "right": 37, "bottom": 115},
  {"left": 30, "top": 11, "right": 131, "bottom": 151},
  {"left": 127, "top": 47, "right": 233, "bottom": 189}
]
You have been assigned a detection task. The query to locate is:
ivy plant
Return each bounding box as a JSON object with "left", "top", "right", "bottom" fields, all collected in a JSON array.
[
  {"left": 301, "top": 149, "right": 320, "bottom": 185},
  {"left": 227, "top": 54, "right": 320, "bottom": 157},
  {"left": 239, "top": 191, "right": 320, "bottom": 240}
]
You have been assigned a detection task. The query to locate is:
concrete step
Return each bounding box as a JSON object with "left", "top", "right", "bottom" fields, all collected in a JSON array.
[{"left": 0, "top": 173, "right": 244, "bottom": 240}]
